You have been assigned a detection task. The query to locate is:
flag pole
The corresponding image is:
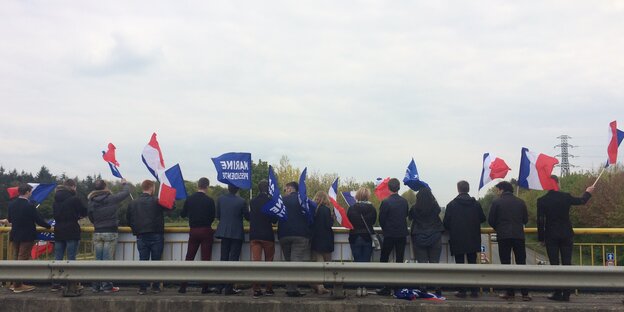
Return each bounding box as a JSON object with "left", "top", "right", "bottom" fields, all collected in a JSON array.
[{"left": 592, "top": 167, "right": 606, "bottom": 188}]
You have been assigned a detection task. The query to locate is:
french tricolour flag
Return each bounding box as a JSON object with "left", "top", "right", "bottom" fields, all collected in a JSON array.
[
  {"left": 102, "top": 143, "right": 123, "bottom": 178},
  {"left": 328, "top": 178, "right": 353, "bottom": 229},
  {"left": 607, "top": 120, "right": 624, "bottom": 167},
  {"left": 374, "top": 177, "right": 391, "bottom": 200},
  {"left": 342, "top": 191, "right": 357, "bottom": 207},
  {"left": 7, "top": 183, "right": 57, "bottom": 204},
  {"left": 142, "top": 133, "right": 166, "bottom": 181},
  {"left": 518, "top": 147, "right": 559, "bottom": 191},
  {"left": 157, "top": 164, "right": 187, "bottom": 209},
  {"left": 479, "top": 153, "right": 511, "bottom": 190}
]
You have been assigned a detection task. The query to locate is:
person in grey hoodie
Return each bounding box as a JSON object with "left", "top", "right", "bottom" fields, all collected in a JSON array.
[{"left": 87, "top": 178, "right": 131, "bottom": 293}]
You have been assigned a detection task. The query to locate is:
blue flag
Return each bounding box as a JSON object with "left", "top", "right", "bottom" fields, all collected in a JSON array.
[
  {"left": 211, "top": 152, "right": 252, "bottom": 190},
  {"left": 403, "top": 158, "right": 430, "bottom": 191},
  {"left": 298, "top": 168, "right": 316, "bottom": 224},
  {"left": 165, "top": 164, "right": 187, "bottom": 200},
  {"left": 30, "top": 183, "right": 57, "bottom": 204},
  {"left": 261, "top": 165, "right": 287, "bottom": 221}
]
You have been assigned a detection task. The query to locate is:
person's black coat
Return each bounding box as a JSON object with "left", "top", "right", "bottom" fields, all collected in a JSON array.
[
  {"left": 409, "top": 201, "right": 444, "bottom": 235},
  {"left": 311, "top": 204, "right": 334, "bottom": 253},
  {"left": 277, "top": 192, "right": 311, "bottom": 239},
  {"left": 249, "top": 192, "right": 276, "bottom": 242},
  {"left": 127, "top": 193, "right": 169, "bottom": 235},
  {"left": 379, "top": 194, "right": 409, "bottom": 238},
  {"left": 347, "top": 201, "right": 377, "bottom": 243},
  {"left": 488, "top": 192, "right": 528, "bottom": 240},
  {"left": 537, "top": 190, "right": 591, "bottom": 241},
  {"left": 8, "top": 198, "right": 51, "bottom": 242},
  {"left": 181, "top": 192, "right": 216, "bottom": 228},
  {"left": 443, "top": 193, "right": 486, "bottom": 255},
  {"left": 53, "top": 186, "right": 87, "bottom": 241}
]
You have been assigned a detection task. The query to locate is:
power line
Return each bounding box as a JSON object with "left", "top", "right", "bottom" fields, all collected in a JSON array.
[{"left": 554, "top": 135, "right": 576, "bottom": 176}]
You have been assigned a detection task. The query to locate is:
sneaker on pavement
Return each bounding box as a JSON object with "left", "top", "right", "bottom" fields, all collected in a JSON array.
[
  {"left": 252, "top": 290, "right": 263, "bottom": 299},
  {"left": 104, "top": 287, "right": 120, "bottom": 293},
  {"left": 265, "top": 289, "right": 275, "bottom": 296},
  {"left": 138, "top": 288, "right": 147, "bottom": 295},
  {"left": 50, "top": 285, "right": 63, "bottom": 292},
  {"left": 13, "top": 285, "right": 36, "bottom": 293}
]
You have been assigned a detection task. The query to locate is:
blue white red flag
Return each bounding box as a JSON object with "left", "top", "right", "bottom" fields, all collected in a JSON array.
[
  {"left": 607, "top": 120, "right": 624, "bottom": 167},
  {"left": 328, "top": 178, "right": 353, "bottom": 229},
  {"left": 141, "top": 133, "right": 166, "bottom": 181},
  {"left": 158, "top": 164, "right": 187, "bottom": 209},
  {"left": 341, "top": 191, "right": 357, "bottom": 207},
  {"left": 36, "top": 220, "right": 55, "bottom": 241},
  {"left": 6, "top": 183, "right": 57, "bottom": 204},
  {"left": 261, "top": 165, "right": 287, "bottom": 221},
  {"left": 374, "top": 177, "right": 391, "bottom": 200},
  {"left": 403, "top": 158, "right": 430, "bottom": 192},
  {"left": 479, "top": 153, "right": 511, "bottom": 190},
  {"left": 211, "top": 152, "right": 252, "bottom": 189},
  {"left": 102, "top": 143, "right": 123, "bottom": 178},
  {"left": 518, "top": 147, "right": 559, "bottom": 191},
  {"left": 298, "top": 168, "right": 316, "bottom": 224}
]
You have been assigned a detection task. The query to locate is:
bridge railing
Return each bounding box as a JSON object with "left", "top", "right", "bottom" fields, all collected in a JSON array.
[{"left": 0, "top": 227, "right": 622, "bottom": 266}]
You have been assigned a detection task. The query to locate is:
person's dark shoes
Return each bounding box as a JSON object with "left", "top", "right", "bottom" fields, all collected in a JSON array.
[
  {"left": 253, "top": 290, "right": 264, "bottom": 299},
  {"left": 499, "top": 293, "right": 514, "bottom": 300},
  {"left": 178, "top": 286, "right": 186, "bottom": 294},
  {"left": 50, "top": 284, "right": 63, "bottom": 292},
  {"left": 201, "top": 286, "right": 213, "bottom": 294},
  {"left": 138, "top": 288, "right": 147, "bottom": 295},
  {"left": 470, "top": 291, "right": 480, "bottom": 298},
  {"left": 286, "top": 291, "right": 306, "bottom": 297},
  {"left": 547, "top": 293, "right": 569, "bottom": 302},
  {"left": 211, "top": 287, "right": 222, "bottom": 294},
  {"left": 224, "top": 288, "right": 241, "bottom": 296},
  {"left": 376, "top": 287, "right": 392, "bottom": 296},
  {"left": 151, "top": 286, "right": 161, "bottom": 294},
  {"left": 265, "top": 289, "right": 275, "bottom": 296},
  {"left": 454, "top": 291, "right": 467, "bottom": 298},
  {"left": 522, "top": 295, "right": 532, "bottom": 302}
]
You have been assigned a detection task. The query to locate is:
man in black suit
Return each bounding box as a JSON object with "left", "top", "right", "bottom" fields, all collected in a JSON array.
[{"left": 537, "top": 175, "right": 594, "bottom": 302}]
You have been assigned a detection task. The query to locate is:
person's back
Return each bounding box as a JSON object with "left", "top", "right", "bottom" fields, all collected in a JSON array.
[
  {"left": 537, "top": 190, "right": 591, "bottom": 240},
  {"left": 88, "top": 182, "right": 130, "bottom": 233},
  {"left": 53, "top": 183, "right": 86, "bottom": 242},
  {"left": 278, "top": 191, "right": 311, "bottom": 239},
  {"left": 249, "top": 191, "right": 274, "bottom": 242},
  {"left": 128, "top": 193, "right": 165, "bottom": 235},
  {"left": 488, "top": 192, "right": 527, "bottom": 240},
  {"left": 182, "top": 191, "right": 216, "bottom": 229},
  {"left": 215, "top": 193, "right": 247, "bottom": 240},
  {"left": 379, "top": 193, "right": 409, "bottom": 238}
]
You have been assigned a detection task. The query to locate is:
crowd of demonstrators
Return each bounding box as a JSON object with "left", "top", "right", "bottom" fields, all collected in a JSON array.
[
  {"left": 538, "top": 176, "right": 594, "bottom": 302},
  {"left": 2, "top": 175, "right": 598, "bottom": 303},
  {"left": 214, "top": 184, "right": 249, "bottom": 295},
  {"left": 88, "top": 178, "right": 130, "bottom": 293},
  {"left": 178, "top": 177, "right": 215, "bottom": 294},
  {"left": 443, "top": 180, "right": 486, "bottom": 298},
  {"left": 127, "top": 180, "right": 170, "bottom": 295},
  {"left": 51, "top": 179, "right": 88, "bottom": 294},
  {"left": 488, "top": 181, "right": 530, "bottom": 301}
]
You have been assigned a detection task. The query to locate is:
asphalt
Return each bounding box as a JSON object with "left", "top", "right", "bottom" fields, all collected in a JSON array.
[{"left": 1, "top": 284, "right": 624, "bottom": 312}]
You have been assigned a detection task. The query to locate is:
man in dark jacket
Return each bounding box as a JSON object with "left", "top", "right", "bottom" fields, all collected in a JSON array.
[
  {"left": 8, "top": 183, "right": 52, "bottom": 293},
  {"left": 178, "top": 177, "right": 216, "bottom": 294},
  {"left": 127, "top": 180, "right": 170, "bottom": 295},
  {"left": 277, "top": 181, "right": 311, "bottom": 297},
  {"left": 443, "top": 180, "right": 486, "bottom": 298},
  {"left": 87, "top": 178, "right": 131, "bottom": 293},
  {"left": 488, "top": 181, "right": 530, "bottom": 301},
  {"left": 378, "top": 178, "right": 409, "bottom": 263},
  {"left": 51, "top": 179, "right": 88, "bottom": 293},
  {"left": 537, "top": 175, "right": 593, "bottom": 302},
  {"left": 249, "top": 180, "right": 277, "bottom": 298}
]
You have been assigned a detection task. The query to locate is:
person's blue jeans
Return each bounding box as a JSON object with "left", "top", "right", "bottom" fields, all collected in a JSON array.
[
  {"left": 350, "top": 236, "right": 373, "bottom": 262},
  {"left": 92, "top": 233, "right": 118, "bottom": 291},
  {"left": 54, "top": 240, "right": 79, "bottom": 261},
  {"left": 137, "top": 233, "right": 164, "bottom": 290}
]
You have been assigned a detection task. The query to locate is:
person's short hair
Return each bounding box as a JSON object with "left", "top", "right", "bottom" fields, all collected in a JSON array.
[
  {"left": 141, "top": 180, "right": 155, "bottom": 191},
  {"left": 198, "top": 177, "right": 210, "bottom": 189},
  {"left": 228, "top": 184, "right": 239, "bottom": 194},
  {"left": 18, "top": 183, "right": 33, "bottom": 195},
  {"left": 457, "top": 180, "right": 470, "bottom": 193},
  {"left": 495, "top": 181, "right": 514, "bottom": 193},
  {"left": 551, "top": 175, "right": 559, "bottom": 184},
  {"left": 313, "top": 191, "right": 331, "bottom": 207},
  {"left": 388, "top": 178, "right": 400, "bottom": 193},
  {"left": 258, "top": 180, "right": 269, "bottom": 194},
  {"left": 94, "top": 180, "right": 107, "bottom": 191},
  {"left": 63, "top": 179, "right": 77, "bottom": 188},
  {"left": 286, "top": 182, "right": 298, "bottom": 192},
  {"left": 355, "top": 187, "right": 370, "bottom": 202}
]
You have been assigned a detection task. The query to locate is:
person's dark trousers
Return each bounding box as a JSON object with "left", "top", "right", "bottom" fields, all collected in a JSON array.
[
  {"left": 454, "top": 253, "right": 478, "bottom": 295},
  {"left": 498, "top": 238, "right": 529, "bottom": 296},
  {"left": 219, "top": 238, "right": 243, "bottom": 293},
  {"left": 546, "top": 237, "right": 574, "bottom": 299},
  {"left": 380, "top": 236, "right": 406, "bottom": 263},
  {"left": 137, "top": 233, "right": 164, "bottom": 291},
  {"left": 180, "top": 227, "right": 214, "bottom": 291},
  {"left": 350, "top": 236, "right": 373, "bottom": 262}
]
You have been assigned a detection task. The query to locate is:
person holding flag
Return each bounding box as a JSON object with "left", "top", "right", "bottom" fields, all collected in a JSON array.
[
  {"left": 277, "top": 181, "right": 312, "bottom": 297},
  {"left": 7, "top": 183, "right": 52, "bottom": 293},
  {"left": 310, "top": 191, "right": 334, "bottom": 295},
  {"left": 87, "top": 178, "right": 131, "bottom": 293},
  {"left": 537, "top": 175, "right": 594, "bottom": 302},
  {"left": 249, "top": 180, "right": 277, "bottom": 299}
]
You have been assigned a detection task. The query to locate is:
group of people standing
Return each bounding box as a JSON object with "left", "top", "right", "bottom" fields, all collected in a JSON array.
[{"left": 2, "top": 174, "right": 594, "bottom": 302}]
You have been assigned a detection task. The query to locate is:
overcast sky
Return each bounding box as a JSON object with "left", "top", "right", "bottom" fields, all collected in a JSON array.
[{"left": 1, "top": 1, "right": 622, "bottom": 204}]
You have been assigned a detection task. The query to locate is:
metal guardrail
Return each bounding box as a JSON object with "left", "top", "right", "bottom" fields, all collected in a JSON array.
[{"left": 1, "top": 261, "right": 624, "bottom": 289}]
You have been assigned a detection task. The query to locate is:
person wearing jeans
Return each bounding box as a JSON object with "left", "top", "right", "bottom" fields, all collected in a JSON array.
[
  {"left": 346, "top": 187, "right": 377, "bottom": 297},
  {"left": 127, "top": 180, "right": 170, "bottom": 295},
  {"left": 88, "top": 179, "right": 130, "bottom": 293},
  {"left": 178, "top": 177, "right": 216, "bottom": 294},
  {"left": 52, "top": 179, "right": 87, "bottom": 293}
]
